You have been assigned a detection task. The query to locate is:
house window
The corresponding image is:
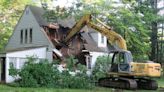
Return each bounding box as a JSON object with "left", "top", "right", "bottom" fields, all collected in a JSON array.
[
  {"left": 101, "top": 35, "right": 105, "bottom": 44},
  {"left": 25, "top": 29, "right": 28, "bottom": 43},
  {"left": 30, "top": 28, "right": 33, "bottom": 43},
  {"left": 20, "top": 29, "right": 23, "bottom": 44}
]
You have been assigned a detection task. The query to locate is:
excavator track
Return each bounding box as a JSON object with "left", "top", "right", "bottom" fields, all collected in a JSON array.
[
  {"left": 98, "top": 77, "right": 137, "bottom": 90},
  {"left": 98, "top": 77, "right": 158, "bottom": 90},
  {"left": 136, "top": 78, "right": 158, "bottom": 90}
]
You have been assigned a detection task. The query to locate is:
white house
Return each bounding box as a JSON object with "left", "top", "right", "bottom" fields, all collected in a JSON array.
[{"left": 0, "top": 5, "right": 111, "bottom": 83}]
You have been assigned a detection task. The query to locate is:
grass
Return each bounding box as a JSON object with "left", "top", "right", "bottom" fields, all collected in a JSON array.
[
  {"left": 0, "top": 78, "right": 163, "bottom": 92},
  {"left": 157, "top": 78, "right": 164, "bottom": 88},
  {"left": 0, "top": 85, "right": 163, "bottom": 92},
  {"left": 0, "top": 85, "right": 111, "bottom": 92}
]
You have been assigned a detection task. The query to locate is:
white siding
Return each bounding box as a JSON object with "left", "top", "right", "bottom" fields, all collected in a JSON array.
[
  {"left": 46, "top": 51, "right": 53, "bottom": 62},
  {"left": 6, "top": 48, "right": 46, "bottom": 58},
  {"left": 6, "top": 47, "right": 47, "bottom": 83}
]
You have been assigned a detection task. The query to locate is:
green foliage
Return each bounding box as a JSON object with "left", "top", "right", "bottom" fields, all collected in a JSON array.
[
  {"left": 9, "top": 63, "right": 18, "bottom": 77},
  {"left": 65, "top": 55, "right": 77, "bottom": 71},
  {"left": 65, "top": 55, "right": 87, "bottom": 73},
  {"left": 92, "top": 55, "right": 111, "bottom": 81},
  {"left": 9, "top": 56, "right": 92, "bottom": 89},
  {"left": 57, "top": 70, "right": 91, "bottom": 89},
  {"left": 105, "top": 5, "right": 153, "bottom": 60}
]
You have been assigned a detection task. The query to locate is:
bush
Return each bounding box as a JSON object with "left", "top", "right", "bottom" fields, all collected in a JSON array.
[
  {"left": 92, "top": 55, "right": 112, "bottom": 81},
  {"left": 9, "top": 56, "right": 92, "bottom": 89}
]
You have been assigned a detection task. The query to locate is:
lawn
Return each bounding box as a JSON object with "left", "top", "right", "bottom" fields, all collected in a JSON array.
[
  {"left": 157, "top": 78, "right": 164, "bottom": 87},
  {"left": 0, "top": 85, "right": 111, "bottom": 92},
  {"left": 0, "top": 78, "right": 163, "bottom": 92},
  {"left": 0, "top": 85, "right": 163, "bottom": 92}
]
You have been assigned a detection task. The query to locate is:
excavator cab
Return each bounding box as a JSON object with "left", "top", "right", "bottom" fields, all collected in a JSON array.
[{"left": 110, "top": 50, "right": 132, "bottom": 73}]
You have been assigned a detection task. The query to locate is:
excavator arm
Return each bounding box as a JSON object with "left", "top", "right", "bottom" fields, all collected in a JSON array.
[{"left": 64, "top": 14, "right": 127, "bottom": 50}]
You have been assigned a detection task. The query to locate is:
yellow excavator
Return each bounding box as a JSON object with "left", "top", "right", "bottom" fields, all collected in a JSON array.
[{"left": 62, "top": 14, "right": 161, "bottom": 90}]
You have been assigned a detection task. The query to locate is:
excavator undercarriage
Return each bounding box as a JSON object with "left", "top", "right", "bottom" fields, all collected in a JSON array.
[{"left": 98, "top": 77, "right": 158, "bottom": 90}]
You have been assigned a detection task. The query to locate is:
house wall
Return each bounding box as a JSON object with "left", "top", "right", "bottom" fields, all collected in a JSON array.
[
  {"left": 5, "top": 6, "right": 54, "bottom": 52},
  {"left": 5, "top": 47, "right": 47, "bottom": 83}
]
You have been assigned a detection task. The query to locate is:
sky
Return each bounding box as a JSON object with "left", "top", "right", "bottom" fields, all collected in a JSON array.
[
  {"left": 33, "top": 0, "right": 74, "bottom": 8},
  {"left": 52, "top": 0, "right": 74, "bottom": 8}
]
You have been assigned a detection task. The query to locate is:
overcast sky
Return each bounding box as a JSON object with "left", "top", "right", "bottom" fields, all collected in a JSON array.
[{"left": 52, "top": 0, "right": 74, "bottom": 7}]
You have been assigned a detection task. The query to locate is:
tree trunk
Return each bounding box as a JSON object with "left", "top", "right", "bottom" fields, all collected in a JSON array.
[
  {"left": 150, "top": 0, "right": 158, "bottom": 62},
  {"left": 150, "top": 22, "right": 157, "bottom": 62}
]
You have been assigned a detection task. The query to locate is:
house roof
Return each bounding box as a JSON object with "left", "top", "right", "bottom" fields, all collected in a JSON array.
[
  {"left": 29, "top": 5, "right": 76, "bottom": 28},
  {"left": 29, "top": 5, "right": 48, "bottom": 26},
  {"left": 81, "top": 32, "right": 102, "bottom": 52},
  {"left": 81, "top": 32, "right": 97, "bottom": 46},
  {"left": 80, "top": 32, "right": 109, "bottom": 52}
]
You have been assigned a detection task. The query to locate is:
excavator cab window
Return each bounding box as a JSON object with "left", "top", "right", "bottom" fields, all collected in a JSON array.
[
  {"left": 119, "top": 52, "right": 125, "bottom": 63},
  {"left": 112, "top": 52, "right": 124, "bottom": 64},
  {"left": 110, "top": 51, "right": 131, "bottom": 73}
]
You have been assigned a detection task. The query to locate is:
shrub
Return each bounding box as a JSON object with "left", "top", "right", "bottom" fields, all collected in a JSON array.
[
  {"left": 9, "top": 56, "right": 92, "bottom": 89},
  {"left": 92, "top": 55, "right": 112, "bottom": 81}
]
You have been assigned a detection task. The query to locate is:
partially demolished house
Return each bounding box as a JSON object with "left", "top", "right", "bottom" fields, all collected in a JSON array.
[{"left": 0, "top": 5, "right": 110, "bottom": 83}]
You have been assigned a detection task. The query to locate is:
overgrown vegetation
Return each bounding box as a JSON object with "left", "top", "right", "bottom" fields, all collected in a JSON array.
[
  {"left": 9, "top": 55, "right": 113, "bottom": 89},
  {"left": 92, "top": 55, "right": 111, "bottom": 81},
  {"left": 9, "top": 56, "right": 92, "bottom": 89}
]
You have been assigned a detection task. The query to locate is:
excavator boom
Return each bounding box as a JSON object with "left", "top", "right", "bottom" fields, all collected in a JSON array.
[{"left": 64, "top": 15, "right": 91, "bottom": 42}]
